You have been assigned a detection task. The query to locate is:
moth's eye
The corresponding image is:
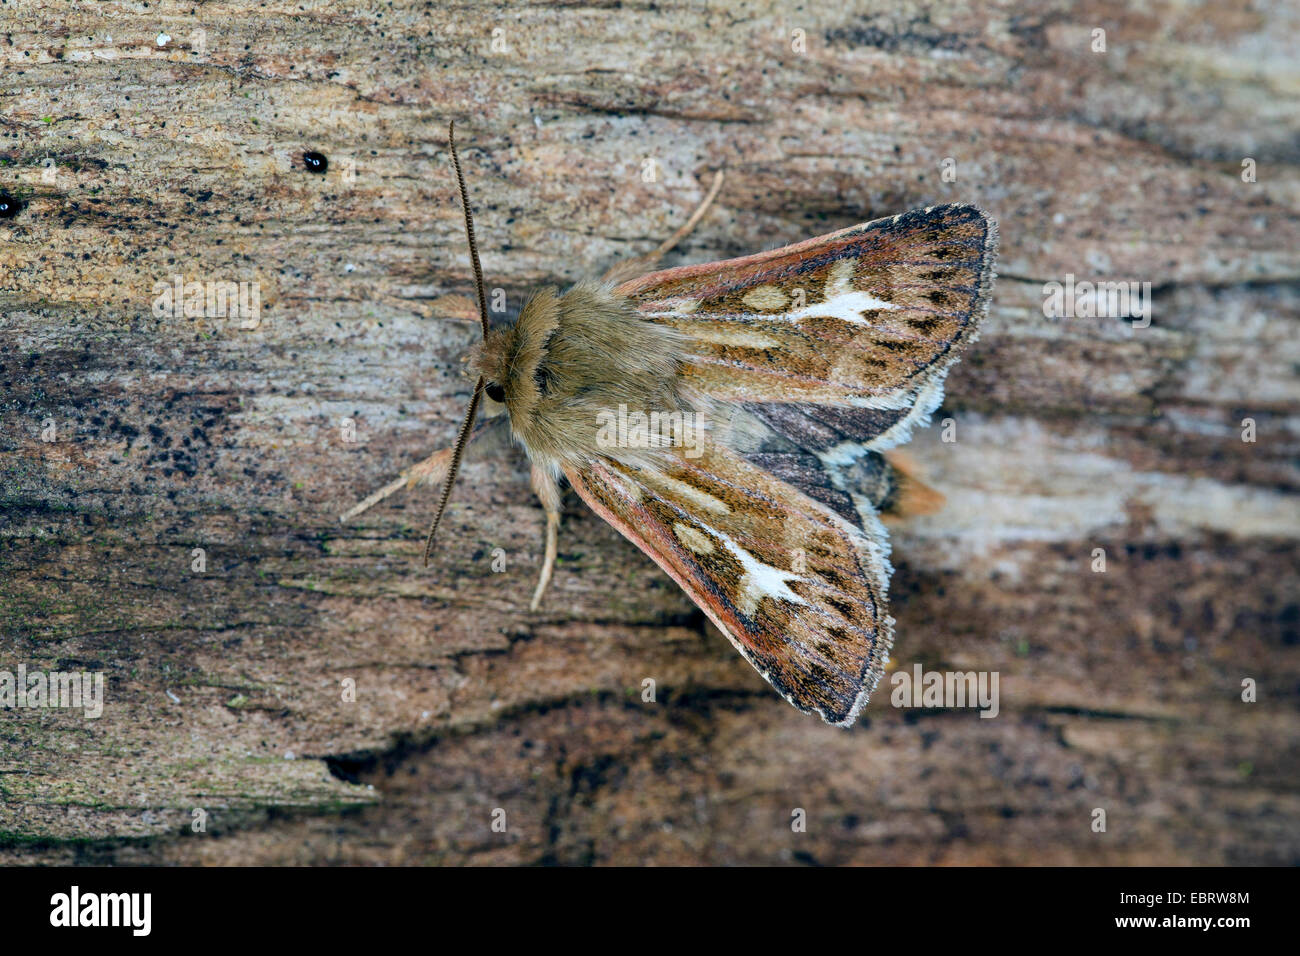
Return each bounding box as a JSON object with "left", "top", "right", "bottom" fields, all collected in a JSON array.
[
  {"left": 302, "top": 151, "right": 328, "bottom": 174},
  {"left": 0, "top": 194, "right": 22, "bottom": 219},
  {"left": 484, "top": 382, "right": 506, "bottom": 403}
]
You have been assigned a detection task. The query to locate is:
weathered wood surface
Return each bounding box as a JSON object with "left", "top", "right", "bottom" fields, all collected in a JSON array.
[{"left": 1, "top": 0, "right": 1297, "bottom": 864}]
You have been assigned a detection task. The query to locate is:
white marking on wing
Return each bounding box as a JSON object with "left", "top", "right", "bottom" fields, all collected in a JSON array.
[
  {"left": 673, "top": 521, "right": 716, "bottom": 555},
  {"left": 679, "top": 325, "right": 785, "bottom": 349},
  {"left": 638, "top": 297, "right": 700, "bottom": 318},
  {"left": 816, "top": 440, "right": 873, "bottom": 467},
  {"left": 644, "top": 471, "right": 731, "bottom": 515},
  {"left": 786, "top": 289, "right": 898, "bottom": 324},
  {"left": 710, "top": 528, "right": 810, "bottom": 617},
  {"left": 784, "top": 258, "right": 896, "bottom": 325},
  {"left": 741, "top": 284, "right": 789, "bottom": 310}
]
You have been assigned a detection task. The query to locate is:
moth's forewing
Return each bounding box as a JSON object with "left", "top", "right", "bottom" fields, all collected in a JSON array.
[
  {"left": 617, "top": 202, "right": 998, "bottom": 411},
  {"left": 564, "top": 439, "right": 893, "bottom": 727}
]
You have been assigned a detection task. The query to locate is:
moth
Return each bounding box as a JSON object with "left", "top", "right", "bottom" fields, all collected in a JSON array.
[{"left": 344, "top": 123, "right": 998, "bottom": 727}]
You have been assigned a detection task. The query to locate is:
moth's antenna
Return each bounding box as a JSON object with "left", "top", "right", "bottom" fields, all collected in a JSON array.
[
  {"left": 421, "top": 121, "right": 489, "bottom": 564},
  {"left": 422, "top": 375, "right": 484, "bottom": 565},
  {"left": 448, "top": 120, "right": 490, "bottom": 337}
]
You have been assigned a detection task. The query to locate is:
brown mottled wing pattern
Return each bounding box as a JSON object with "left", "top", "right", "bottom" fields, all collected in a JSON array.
[
  {"left": 563, "top": 439, "right": 893, "bottom": 727},
  {"left": 616, "top": 202, "right": 997, "bottom": 416}
]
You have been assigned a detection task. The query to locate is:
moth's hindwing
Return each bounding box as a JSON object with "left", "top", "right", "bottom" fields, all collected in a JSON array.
[{"left": 564, "top": 440, "right": 894, "bottom": 727}]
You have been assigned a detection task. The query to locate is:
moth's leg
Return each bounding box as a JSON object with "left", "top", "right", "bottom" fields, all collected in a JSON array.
[
  {"left": 601, "top": 169, "right": 725, "bottom": 286},
  {"left": 529, "top": 464, "right": 563, "bottom": 612},
  {"left": 339, "top": 414, "right": 503, "bottom": 522}
]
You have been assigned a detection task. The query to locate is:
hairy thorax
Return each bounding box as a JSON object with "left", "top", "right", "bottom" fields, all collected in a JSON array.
[{"left": 472, "top": 281, "right": 697, "bottom": 472}]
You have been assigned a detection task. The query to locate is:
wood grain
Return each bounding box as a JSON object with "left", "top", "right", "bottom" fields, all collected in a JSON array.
[{"left": 1, "top": 0, "right": 1297, "bottom": 864}]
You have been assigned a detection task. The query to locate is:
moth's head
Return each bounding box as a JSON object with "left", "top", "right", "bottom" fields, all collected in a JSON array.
[
  {"left": 418, "top": 123, "right": 573, "bottom": 566},
  {"left": 468, "top": 328, "right": 509, "bottom": 407},
  {"left": 469, "top": 288, "right": 560, "bottom": 419},
  {"left": 464, "top": 336, "right": 505, "bottom": 404}
]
